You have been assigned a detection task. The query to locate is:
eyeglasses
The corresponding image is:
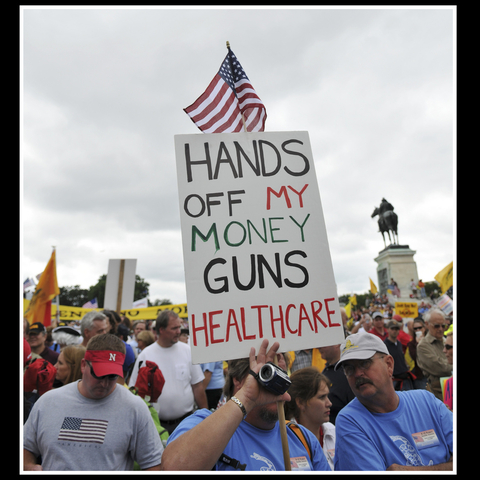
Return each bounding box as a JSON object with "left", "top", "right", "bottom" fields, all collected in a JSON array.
[
  {"left": 443, "top": 344, "right": 453, "bottom": 350},
  {"left": 342, "top": 354, "right": 385, "bottom": 377},
  {"left": 87, "top": 361, "right": 119, "bottom": 381},
  {"left": 432, "top": 324, "right": 447, "bottom": 329}
]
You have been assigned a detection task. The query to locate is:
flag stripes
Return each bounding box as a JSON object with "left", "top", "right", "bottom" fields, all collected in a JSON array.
[
  {"left": 184, "top": 48, "right": 266, "bottom": 133},
  {"left": 58, "top": 417, "right": 108, "bottom": 444}
]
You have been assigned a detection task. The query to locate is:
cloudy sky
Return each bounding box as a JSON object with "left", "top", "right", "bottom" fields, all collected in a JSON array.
[{"left": 21, "top": 6, "right": 455, "bottom": 306}]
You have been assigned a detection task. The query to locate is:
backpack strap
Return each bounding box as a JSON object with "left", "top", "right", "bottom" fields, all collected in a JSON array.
[{"left": 286, "top": 421, "right": 312, "bottom": 460}]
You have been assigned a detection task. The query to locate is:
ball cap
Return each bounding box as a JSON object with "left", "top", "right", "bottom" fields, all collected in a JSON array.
[
  {"left": 335, "top": 333, "right": 389, "bottom": 370},
  {"left": 85, "top": 350, "right": 125, "bottom": 377}
]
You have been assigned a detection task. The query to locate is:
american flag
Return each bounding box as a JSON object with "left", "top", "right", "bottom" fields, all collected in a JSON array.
[
  {"left": 58, "top": 417, "right": 108, "bottom": 444},
  {"left": 184, "top": 47, "right": 267, "bottom": 133},
  {"left": 82, "top": 298, "right": 98, "bottom": 309}
]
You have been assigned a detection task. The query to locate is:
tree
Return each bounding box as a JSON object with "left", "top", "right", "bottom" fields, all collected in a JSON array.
[
  {"left": 59, "top": 285, "right": 90, "bottom": 307},
  {"left": 59, "top": 274, "right": 151, "bottom": 308}
]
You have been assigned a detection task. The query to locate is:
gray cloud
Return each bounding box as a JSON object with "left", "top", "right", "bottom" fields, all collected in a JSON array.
[{"left": 21, "top": 6, "right": 455, "bottom": 304}]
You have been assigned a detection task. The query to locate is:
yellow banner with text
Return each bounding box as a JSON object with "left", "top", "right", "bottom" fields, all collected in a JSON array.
[{"left": 23, "top": 299, "right": 188, "bottom": 322}]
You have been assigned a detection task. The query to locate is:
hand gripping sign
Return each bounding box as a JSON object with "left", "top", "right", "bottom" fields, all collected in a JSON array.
[{"left": 175, "top": 131, "right": 345, "bottom": 364}]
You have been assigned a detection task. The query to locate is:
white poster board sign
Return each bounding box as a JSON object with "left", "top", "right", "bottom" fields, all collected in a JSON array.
[
  {"left": 104, "top": 259, "right": 137, "bottom": 311},
  {"left": 175, "top": 131, "right": 344, "bottom": 364}
]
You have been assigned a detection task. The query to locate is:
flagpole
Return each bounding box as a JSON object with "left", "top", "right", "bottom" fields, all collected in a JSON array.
[
  {"left": 53, "top": 246, "right": 60, "bottom": 327},
  {"left": 226, "top": 41, "right": 247, "bottom": 132}
]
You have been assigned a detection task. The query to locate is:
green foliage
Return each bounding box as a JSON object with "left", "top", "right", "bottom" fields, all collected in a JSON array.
[{"left": 59, "top": 274, "right": 154, "bottom": 308}]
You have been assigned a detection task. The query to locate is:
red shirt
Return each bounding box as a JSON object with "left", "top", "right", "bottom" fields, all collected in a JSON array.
[{"left": 368, "top": 327, "right": 388, "bottom": 341}]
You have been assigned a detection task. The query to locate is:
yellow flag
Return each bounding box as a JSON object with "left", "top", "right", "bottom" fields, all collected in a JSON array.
[
  {"left": 24, "top": 249, "right": 60, "bottom": 327},
  {"left": 349, "top": 294, "right": 357, "bottom": 306},
  {"left": 344, "top": 301, "right": 352, "bottom": 319},
  {"left": 434, "top": 261, "right": 453, "bottom": 293},
  {"left": 369, "top": 278, "right": 378, "bottom": 294}
]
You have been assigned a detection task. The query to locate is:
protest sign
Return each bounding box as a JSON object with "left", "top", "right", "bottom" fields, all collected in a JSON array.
[
  {"left": 436, "top": 294, "right": 453, "bottom": 315},
  {"left": 175, "top": 131, "right": 345, "bottom": 364},
  {"left": 395, "top": 302, "right": 419, "bottom": 318}
]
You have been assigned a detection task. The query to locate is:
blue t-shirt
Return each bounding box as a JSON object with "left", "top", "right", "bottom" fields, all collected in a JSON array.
[
  {"left": 201, "top": 362, "right": 225, "bottom": 390},
  {"left": 334, "top": 390, "right": 453, "bottom": 471},
  {"left": 167, "top": 409, "right": 330, "bottom": 471}
]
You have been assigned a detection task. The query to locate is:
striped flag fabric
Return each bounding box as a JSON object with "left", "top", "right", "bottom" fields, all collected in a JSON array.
[
  {"left": 82, "top": 298, "right": 99, "bottom": 309},
  {"left": 184, "top": 46, "right": 267, "bottom": 133},
  {"left": 58, "top": 417, "right": 108, "bottom": 444}
]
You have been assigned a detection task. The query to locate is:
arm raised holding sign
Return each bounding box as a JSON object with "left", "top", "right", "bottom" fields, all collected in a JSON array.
[
  {"left": 160, "top": 339, "right": 288, "bottom": 470},
  {"left": 161, "top": 339, "right": 331, "bottom": 471}
]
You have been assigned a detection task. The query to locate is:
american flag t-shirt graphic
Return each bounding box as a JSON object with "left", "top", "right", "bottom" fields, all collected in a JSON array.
[{"left": 58, "top": 417, "right": 108, "bottom": 444}]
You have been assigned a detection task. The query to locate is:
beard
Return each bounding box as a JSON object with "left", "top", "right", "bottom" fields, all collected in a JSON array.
[{"left": 258, "top": 405, "right": 279, "bottom": 424}]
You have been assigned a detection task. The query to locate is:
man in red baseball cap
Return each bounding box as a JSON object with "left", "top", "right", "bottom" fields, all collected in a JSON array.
[{"left": 24, "top": 334, "right": 163, "bottom": 471}]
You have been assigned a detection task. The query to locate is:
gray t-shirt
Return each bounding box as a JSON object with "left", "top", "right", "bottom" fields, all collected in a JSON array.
[{"left": 24, "top": 381, "right": 163, "bottom": 471}]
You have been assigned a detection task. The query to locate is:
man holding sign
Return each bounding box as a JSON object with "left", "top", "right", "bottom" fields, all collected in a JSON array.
[{"left": 160, "top": 339, "right": 330, "bottom": 471}]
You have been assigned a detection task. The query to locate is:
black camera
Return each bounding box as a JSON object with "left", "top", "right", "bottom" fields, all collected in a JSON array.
[{"left": 256, "top": 362, "right": 291, "bottom": 395}]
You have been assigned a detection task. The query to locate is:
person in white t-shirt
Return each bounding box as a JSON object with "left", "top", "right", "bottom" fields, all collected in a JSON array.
[{"left": 128, "top": 310, "right": 207, "bottom": 433}]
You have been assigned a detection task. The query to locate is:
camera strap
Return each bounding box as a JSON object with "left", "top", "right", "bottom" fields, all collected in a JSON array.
[{"left": 249, "top": 369, "right": 259, "bottom": 380}]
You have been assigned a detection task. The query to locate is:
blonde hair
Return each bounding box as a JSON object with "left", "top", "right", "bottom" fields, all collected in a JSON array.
[
  {"left": 62, "top": 345, "right": 86, "bottom": 384},
  {"left": 137, "top": 330, "right": 155, "bottom": 347}
]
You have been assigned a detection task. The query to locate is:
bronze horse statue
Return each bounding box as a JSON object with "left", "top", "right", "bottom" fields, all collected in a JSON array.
[{"left": 372, "top": 200, "right": 398, "bottom": 247}]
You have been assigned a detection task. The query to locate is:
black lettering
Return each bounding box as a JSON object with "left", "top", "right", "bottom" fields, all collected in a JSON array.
[
  {"left": 204, "top": 258, "right": 229, "bottom": 294},
  {"left": 185, "top": 142, "right": 212, "bottom": 182},
  {"left": 281, "top": 139, "right": 310, "bottom": 176},
  {"left": 284, "top": 250, "right": 309, "bottom": 288},
  {"left": 232, "top": 255, "right": 257, "bottom": 291},
  {"left": 259, "top": 140, "right": 282, "bottom": 177}
]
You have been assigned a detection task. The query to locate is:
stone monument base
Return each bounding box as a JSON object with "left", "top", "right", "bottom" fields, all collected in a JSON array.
[{"left": 374, "top": 245, "right": 419, "bottom": 298}]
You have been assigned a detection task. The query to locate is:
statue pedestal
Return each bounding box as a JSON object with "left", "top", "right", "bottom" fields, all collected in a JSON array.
[{"left": 374, "top": 245, "right": 419, "bottom": 298}]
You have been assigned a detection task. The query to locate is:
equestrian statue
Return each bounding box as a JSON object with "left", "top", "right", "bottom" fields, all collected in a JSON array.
[{"left": 372, "top": 198, "right": 398, "bottom": 247}]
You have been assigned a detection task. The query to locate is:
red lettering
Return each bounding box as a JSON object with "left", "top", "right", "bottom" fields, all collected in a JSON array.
[
  {"left": 240, "top": 307, "right": 256, "bottom": 340},
  {"left": 209, "top": 310, "right": 224, "bottom": 344},
  {"left": 298, "top": 303, "right": 314, "bottom": 336},
  {"left": 311, "top": 300, "right": 327, "bottom": 332},
  {"left": 191, "top": 313, "right": 209, "bottom": 347},
  {"left": 226, "top": 308, "right": 243, "bottom": 343},
  {"left": 325, "top": 298, "right": 340, "bottom": 327},
  {"left": 287, "top": 184, "right": 309, "bottom": 207},
  {"left": 251, "top": 305, "right": 268, "bottom": 338},
  {"left": 285, "top": 304, "right": 298, "bottom": 334},
  {"left": 266, "top": 186, "right": 291, "bottom": 210},
  {"left": 270, "top": 305, "right": 286, "bottom": 339}
]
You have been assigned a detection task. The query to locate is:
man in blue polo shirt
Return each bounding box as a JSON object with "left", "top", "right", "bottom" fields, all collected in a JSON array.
[{"left": 333, "top": 333, "right": 453, "bottom": 471}]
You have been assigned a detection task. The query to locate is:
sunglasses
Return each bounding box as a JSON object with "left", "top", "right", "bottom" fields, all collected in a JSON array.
[
  {"left": 444, "top": 344, "right": 453, "bottom": 350},
  {"left": 432, "top": 324, "right": 447, "bottom": 329},
  {"left": 342, "top": 354, "right": 385, "bottom": 377},
  {"left": 87, "top": 361, "right": 119, "bottom": 381}
]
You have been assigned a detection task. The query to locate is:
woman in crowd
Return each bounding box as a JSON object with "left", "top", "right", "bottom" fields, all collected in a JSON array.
[
  {"left": 54, "top": 344, "right": 86, "bottom": 387},
  {"left": 284, "top": 367, "right": 336, "bottom": 470},
  {"left": 405, "top": 317, "right": 428, "bottom": 389}
]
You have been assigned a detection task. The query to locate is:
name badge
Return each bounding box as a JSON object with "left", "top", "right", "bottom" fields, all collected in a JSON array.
[
  {"left": 290, "top": 456, "right": 311, "bottom": 471},
  {"left": 411, "top": 429, "right": 440, "bottom": 450}
]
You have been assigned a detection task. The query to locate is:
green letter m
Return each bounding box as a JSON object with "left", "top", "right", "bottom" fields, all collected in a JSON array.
[{"left": 191, "top": 223, "right": 220, "bottom": 252}]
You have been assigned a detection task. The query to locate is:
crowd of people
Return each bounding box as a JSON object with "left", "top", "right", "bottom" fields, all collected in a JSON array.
[{"left": 22, "top": 294, "right": 454, "bottom": 472}]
